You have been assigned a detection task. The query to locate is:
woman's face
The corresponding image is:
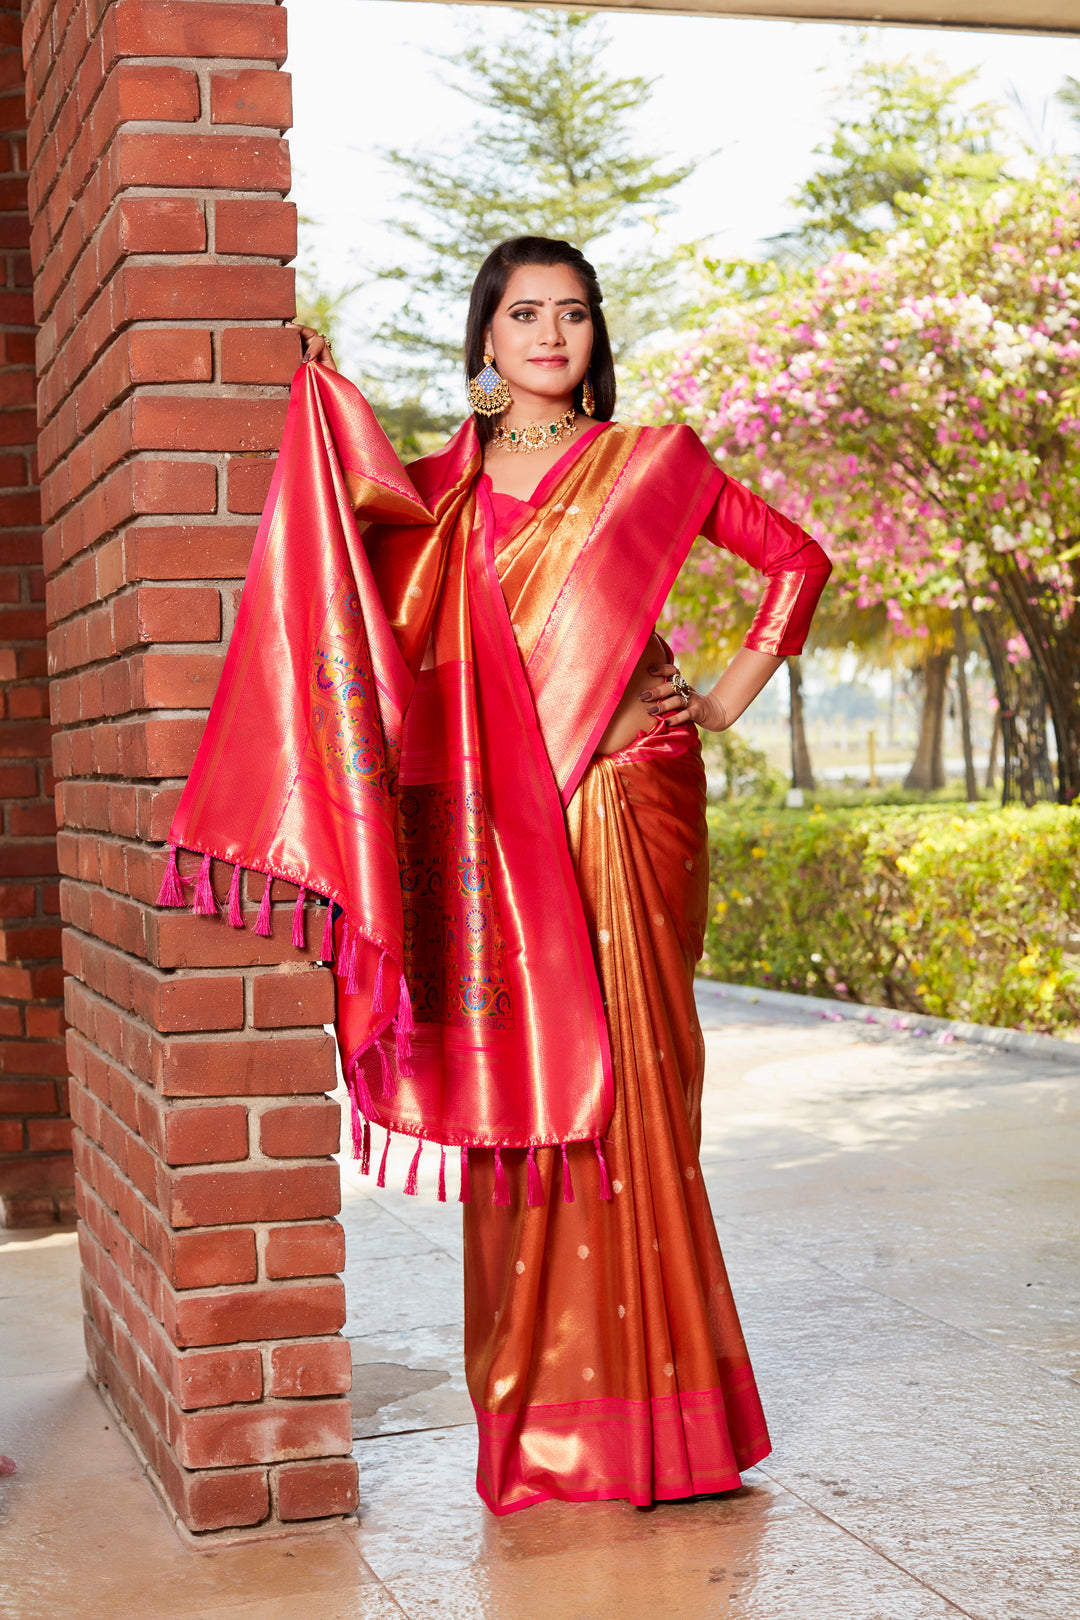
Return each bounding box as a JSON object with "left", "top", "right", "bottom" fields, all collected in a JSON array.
[{"left": 486, "top": 263, "right": 593, "bottom": 412}]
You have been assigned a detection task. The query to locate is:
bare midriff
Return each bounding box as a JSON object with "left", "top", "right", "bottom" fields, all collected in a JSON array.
[{"left": 594, "top": 631, "right": 667, "bottom": 756}]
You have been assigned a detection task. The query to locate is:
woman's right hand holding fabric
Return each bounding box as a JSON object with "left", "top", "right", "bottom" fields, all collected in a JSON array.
[{"left": 292, "top": 324, "right": 337, "bottom": 371}]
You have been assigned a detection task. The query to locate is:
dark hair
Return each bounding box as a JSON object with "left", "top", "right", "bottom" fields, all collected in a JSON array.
[{"left": 464, "top": 236, "right": 616, "bottom": 445}]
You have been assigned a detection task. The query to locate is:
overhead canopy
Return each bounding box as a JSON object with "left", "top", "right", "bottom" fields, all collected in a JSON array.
[{"left": 453, "top": 0, "right": 1078, "bottom": 35}]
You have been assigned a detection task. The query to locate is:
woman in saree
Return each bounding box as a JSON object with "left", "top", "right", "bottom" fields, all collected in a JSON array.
[{"left": 160, "top": 236, "right": 831, "bottom": 1516}]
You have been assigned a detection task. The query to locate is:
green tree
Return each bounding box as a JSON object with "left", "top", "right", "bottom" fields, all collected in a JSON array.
[
  {"left": 772, "top": 54, "right": 1005, "bottom": 260},
  {"left": 294, "top": 243, "right": 454, "bottom": 458},
  {"left": 376, "top": 9, "right": 693, "bottom": 401},
  {"left": 1057, "top": 75, "right": 1080, "bottom": 130}
]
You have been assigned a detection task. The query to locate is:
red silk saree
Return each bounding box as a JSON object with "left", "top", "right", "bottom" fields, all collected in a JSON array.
[{"left": 160, "top": 362, "right": 831, "bottom": 1512}]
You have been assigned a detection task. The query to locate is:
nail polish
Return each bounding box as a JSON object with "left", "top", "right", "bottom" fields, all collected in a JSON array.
[{"left": 640, "top": 690, "right": 653, "bottom": 701}]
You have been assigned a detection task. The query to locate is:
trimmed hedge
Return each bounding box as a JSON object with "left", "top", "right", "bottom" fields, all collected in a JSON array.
[{"left": 703, "top": 802, "right": 1080, "bottom": 1034}]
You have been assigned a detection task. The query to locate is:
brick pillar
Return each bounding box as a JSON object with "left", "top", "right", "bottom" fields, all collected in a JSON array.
[
  {"left": 0, "top": 1, "right": 66, "bottom": 1228},
  {"left": 26, "top": 0, "right": 358, "bottom": 1534}
]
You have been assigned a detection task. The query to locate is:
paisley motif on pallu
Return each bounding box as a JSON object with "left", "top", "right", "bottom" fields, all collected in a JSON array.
[
  {"left": 396, "top": 781, "right": 514, "bottom": 1030},
  {"left": 308, "top": 576, "right": 396, "bottom": 802}
]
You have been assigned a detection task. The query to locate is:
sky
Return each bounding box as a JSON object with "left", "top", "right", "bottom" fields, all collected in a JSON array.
[{"left": 285, "top": 1, "right": 1080, "bottom": 375}]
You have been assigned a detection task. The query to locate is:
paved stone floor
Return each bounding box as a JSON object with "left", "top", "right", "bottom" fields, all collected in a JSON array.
[{"left": 2, "top": 987, "right": 1078, "bottom": 1619}]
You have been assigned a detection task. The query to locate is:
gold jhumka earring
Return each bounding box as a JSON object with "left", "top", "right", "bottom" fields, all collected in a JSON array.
[
  {"left": 581, "top": 371, "right": 595, "bottom": 417},
  {"left": 468, "top": 353, "right": 512, "bottom": 416}
]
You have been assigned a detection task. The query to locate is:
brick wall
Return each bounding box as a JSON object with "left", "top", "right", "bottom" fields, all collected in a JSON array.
[
  {"left": 0, "top": 0, "right": 66, "bottom": 1228},
  {"left": 25, "top": 0, "right": 358, "bottom": 1534}
]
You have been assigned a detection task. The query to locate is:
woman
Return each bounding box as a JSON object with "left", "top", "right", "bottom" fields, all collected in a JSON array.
[{"left": 160, "top": 237, "right": 831, "bottom": 1516}]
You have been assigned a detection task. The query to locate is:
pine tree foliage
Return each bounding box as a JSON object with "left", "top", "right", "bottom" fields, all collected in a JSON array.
[
  {"left": 375, "top": 9, "right": 693, "bottom": 399},
  {"left": 789, "top": 55, "right": 1005, "bottom": 252},
  {"left": 1058, "top": 75, "right": 1080, "bottom": 129}
]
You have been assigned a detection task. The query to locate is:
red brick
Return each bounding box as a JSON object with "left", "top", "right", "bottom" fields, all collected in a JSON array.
[
  {"left": 0, "top": 1120, "right": 23, "bottom": 1151},
  {"left": 220, "top": 325, "right": 301, "bottom": 386},
  {"left": 175, "top": 1345, "right": 262, "bottom": 1410},
  {"left": 135, "top": 650, "right": 225, "bottom": 709},
  {"left": 146, "top": 970, "right": 245, "bottom": 1035},
  {"left": 214, "top": 199, "right": 296, "bottom": 259},
  {"left": 267, "top": 1337, "right": 351, "bottom": 1399},
  {"left": 170, "top": 1396, "right": 352, "bottom": 1469},
  {"left": 0, "top": 1079, "right": 58, "bottom": 1113},
  {"left": 170, "top": 1225, "right": 257, "bottom": 1290},
  {"left": 210, "top": 70, "right": 292, "bottom": 130},
  {"left": 0, "top": 1040, "right": 67, "bottom": 1076},
  {"left": 126, "top": 328, "right": 212, "bottom": 385},
  {"left": 0, "top": 765, "right": 37, "bottom": 796},
  {"left": 24, "top": 1007, "right": 65, "bottom": 1039},
  {"left": 177, "top": 1467, "right": 269, "bottom": 1533},
  {"left": 163, "top": 1103, "right": 249, "bottom": 1167},
  {"left": 115, "top": 131, "right": 291, "bottom": 194},
  {"left": 170, "top": 1280, "right": 346, "bottom": 1348},
  {"left": 251, "top": 967, "right": 335, "bottom": 1030},
  {"left": 114, "top": 585, "right": 220, "bottom": 647},
  {"left": 27, "top": 1118, "right": 73, "bottom": 1152},
  {"left": 109, "top": 2, "right": 289, "bottom": 64},
  {"left": 259, "top": 1101, "right": 339, "bottom": 1160},
  {"left": 264, "top": 1220, "right": 345, "bottom": 1280},
  {"left": 131, "top": 395, "right": 287, "bottom": 454},
  {"left": 277, "top": 1458, "right": 359, "bottom": 1521},
  {"left": 127, "top": 524, "right": 254, "bottom": 581},
  {"left": 226, "top": 457, "right": 275, "bottom": 513},
  {"left": 152, "top": 1032, "right": 337, "bottom": 1097},
  {"left": 165, "top": 1162, "right": 339, "bottom": 1227}
]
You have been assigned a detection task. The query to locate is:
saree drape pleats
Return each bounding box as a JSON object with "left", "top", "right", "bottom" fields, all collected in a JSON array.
[{"left": 463, "top": 723, "right": 770, "bottom": 1514}]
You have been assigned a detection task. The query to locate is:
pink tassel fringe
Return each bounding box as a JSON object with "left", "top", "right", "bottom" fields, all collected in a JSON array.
[
  {"left": 376, "top": 1042, "right": 397, "bottom": 1102},
  {"left": 359, "top": 1117, "right": 371, "bottom": 1177},
  {"left": 345, "top": 926, "right": 360, "bottom": 996},
  {"left": 372, "top": 951, "right": 385, "bottom": 1016},
  {"left": 226, "top": 863, "right": 244, "bottom": 928},
  {"left": 377, "top": 1129, "right": 391, "bottom": 1189},
  {"left": 459, "top": 1145, "right": 471, "bottom": 1203},
  {"left": 437, "top": 1145, "right": 447, "bottom": 1203},
  {"left": 594, "top": 1137, "right": 613, "bottom": 1200},
  {"left": 395, "top": 970, "right": 414, "bottom": 1077},
  {"left": 492, "top": 1145, "right": 510, "bottom": 1207},
  {"left": 157, "top": 846, "right": 185, "bottom": 908},
  {"left": 350, "top": 1092, "right": 365, "bottom": 1158},
  {"left": 527, "top": 1144, "right": 545, "bottom": 1207},
  {"left": 561, "top": 1142, "right": 575, "bottom": 1204},
  {"left": 320, "top": 904, "right": 334, "bottom": 963},
  {"left": 192, "top": 852, "right": 216, "bottom": 917},
  {"left": 403, "top": 1139, "right": 422, "bottom": 1196},
  {"left": 347, "top": 1052, "right": 377, "bottom": 1120},
  {"left": 291, "top": 887, "right": 306, "bottom": 950},
  {"left": 335, "top": 920, "right": 349, "bottom": 979},
  {"left": 254, "top": 877, "right": 272, "bottom": 937}
]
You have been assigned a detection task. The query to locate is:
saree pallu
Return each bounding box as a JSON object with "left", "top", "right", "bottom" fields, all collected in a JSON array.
[{"left": 464, "top": 721, "right": 769, "bottom": 1512}]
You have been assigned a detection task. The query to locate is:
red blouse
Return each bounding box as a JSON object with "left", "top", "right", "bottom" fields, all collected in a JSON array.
[{"left": 483, "top": 424, "right": 831, "bottom": 659}]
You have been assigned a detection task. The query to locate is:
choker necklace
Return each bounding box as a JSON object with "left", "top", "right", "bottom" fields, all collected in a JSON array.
[{"left": 491, "top": 407, "right": 578, "bottom": 454}]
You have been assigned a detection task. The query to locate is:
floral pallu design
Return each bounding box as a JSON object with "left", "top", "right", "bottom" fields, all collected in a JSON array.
[{"left": 464, "top": 721, "right": 770, "bottom": 1512}]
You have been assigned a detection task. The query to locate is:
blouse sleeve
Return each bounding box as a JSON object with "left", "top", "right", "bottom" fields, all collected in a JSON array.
[{"left": 701, "top": 472, "right": 832, "bottom": 657}]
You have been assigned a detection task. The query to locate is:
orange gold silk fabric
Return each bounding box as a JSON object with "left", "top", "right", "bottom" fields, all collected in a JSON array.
[{"left": 464, "top": 721, "right": 770, "bottom": 1512}]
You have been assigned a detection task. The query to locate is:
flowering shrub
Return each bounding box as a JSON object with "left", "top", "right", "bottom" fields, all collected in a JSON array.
[
  {"left": 642, "top": 167, "right": 1080, "bottom": 796},
  {"left": 703, "top": 803, "right": 1080, "bottom": 1033}
]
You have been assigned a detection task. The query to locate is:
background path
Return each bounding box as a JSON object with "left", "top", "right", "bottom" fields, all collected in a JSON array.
[{"left": 2, "top": 986, "right": 1077, "bottom": 1618}]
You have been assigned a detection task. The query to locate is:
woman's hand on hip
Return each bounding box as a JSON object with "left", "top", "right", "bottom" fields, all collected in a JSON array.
[
  {"left": 640, "top": 662, "right": 729, "bottom": 733},
  {"left": 292, "top": 324, "right": 338, "bottom": 371}
]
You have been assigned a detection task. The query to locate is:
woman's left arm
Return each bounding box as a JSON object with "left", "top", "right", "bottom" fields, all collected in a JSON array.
[{"left": 645, "top": 473, "right": 832, "bottom": 734}]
